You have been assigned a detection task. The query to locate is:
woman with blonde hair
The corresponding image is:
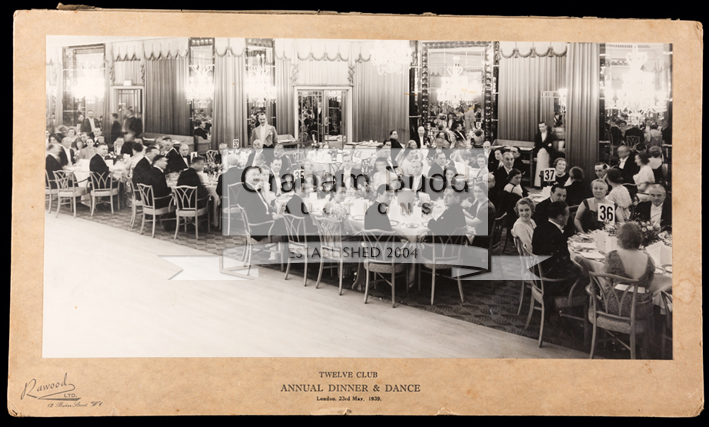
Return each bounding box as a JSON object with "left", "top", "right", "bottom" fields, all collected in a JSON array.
[
  {"left": 575, "top": 179, "right": 613, "bottom": 233},
  {"left": 510, "top": 197, "right": 536, "bottom": 253}
]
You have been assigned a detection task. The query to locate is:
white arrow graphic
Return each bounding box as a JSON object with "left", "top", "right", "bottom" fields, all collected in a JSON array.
[
  {"left": 160, "top": 256, "right": 257, "bottom": 280},
  {"left": 453, "top": 255, "right": 550, "bottom": 281}
]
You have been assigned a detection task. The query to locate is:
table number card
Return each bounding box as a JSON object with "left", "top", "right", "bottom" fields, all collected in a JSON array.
[
  {"left": 232, "top": 139, "right": 239, "bottom": 148},
  {"left": 597, "top": 203, "right": 615, "bottom": 223},
  {"left": 542, "top": 168, "right": 556, "bottom": 183}
]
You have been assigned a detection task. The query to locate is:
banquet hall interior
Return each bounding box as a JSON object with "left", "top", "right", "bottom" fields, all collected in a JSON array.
[{"left": 44, "top": 37, "right": 673, "bottom": 359}]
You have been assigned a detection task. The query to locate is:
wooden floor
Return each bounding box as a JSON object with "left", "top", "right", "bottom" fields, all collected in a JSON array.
[{"left": 43, "top": 215, "right": 589, "bottom": 359}]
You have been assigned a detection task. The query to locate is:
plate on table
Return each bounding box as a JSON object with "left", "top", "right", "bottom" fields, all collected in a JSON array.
[
  {"left": 351, "top": 215, "right": 365, "bottom": 221},
  {"left": 583, "top": 251, "right": 605, "bottom": 261},
  {"left": 405, "top": 222, "right": 420, "bottom": 229},
  {"left": 654, "top": 267, "right": 667, "bottom": 275},
  {"left": 663, "top": 265, "right": 672, "bottom": 274},
  {"left": 389, "top": 220, "right": 400, "bottom": 227}
]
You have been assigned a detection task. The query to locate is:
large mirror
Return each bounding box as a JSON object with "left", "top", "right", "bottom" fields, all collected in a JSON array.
[
  {"left": 188, "top": 38, "right": 215, "bottom": 138},
  {"left": 62, "top": 44, "right": 106, "bottom": 132},
  {"left": 245, "top": 38, "right": 276, "bottom": 146},
  {"left": 600, "top": 43, "right": 672, "bottom": 144},
  {"left": 420, "top": 41, "right": 496, "bottom": 143}
]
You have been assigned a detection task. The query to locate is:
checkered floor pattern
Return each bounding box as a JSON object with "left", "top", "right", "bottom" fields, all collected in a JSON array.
[{"left": 46, "top": 195, "right": 670, "bottom": 359}]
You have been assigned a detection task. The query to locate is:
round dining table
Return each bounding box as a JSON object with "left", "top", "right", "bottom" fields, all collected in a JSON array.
[{"left": 568, "top": 232, "right": 672, "bottom": 308}]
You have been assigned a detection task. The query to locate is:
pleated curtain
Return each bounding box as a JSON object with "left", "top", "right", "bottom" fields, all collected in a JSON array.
[
  {"left": 497, "top": 55, "right": 566, "bottom": 142},
  {"left": 275, "top": 56, "right": 295, "bottom": 137},
  {"left": 352, "top": 61, "right": 409, "bottom": 142},
  {"left": 144, "top": 57, "right": 190, "bottom": 135},
  {"left": 213, "top": 53, "right": 248, "bottom": 149},
  {"left": 564, "top": 43, "right": 600, "bottom": 189}
]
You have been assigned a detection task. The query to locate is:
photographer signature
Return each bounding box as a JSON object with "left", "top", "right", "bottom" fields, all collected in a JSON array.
[{"left": 21, "top": 373, "right": 80, "bottom": 401}]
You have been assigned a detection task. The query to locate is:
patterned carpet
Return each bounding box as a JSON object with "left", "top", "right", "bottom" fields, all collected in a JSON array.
[{"left": 46, "top": 195, "right": 671, "bottom": 359}]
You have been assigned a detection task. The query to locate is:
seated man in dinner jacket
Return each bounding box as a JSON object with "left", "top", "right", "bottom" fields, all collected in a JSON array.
[
  {"left": 634, "top": 184, "right": 672, "bottom": 232},
  {"left": 233, "top": 166, "right": 281, "bottom": 240},
  {"left": 176, "top": 156, "right": 210, "bottom": 209},
  {"left": 216, "top": 153, "right": 244, "bottom": 199},
  {"left": 132, "top": 145, "right": 159, "bottom": 201},
  {"left": 167, "top": 143, "right": 191, "bottom": 174},
  {"left": 46, "top": 143, "right": 63, "bottom": 189},
  {"left": 364, "top": 184, "right": 395, "bottom": 233},
  {"left": 283, "top": 177, "right": 320, "bottom": 237},
  {"left": 426, "top": 188, "right": 467, "bottom": 236},
  {"left": 402, "top": 159, "right": 431, "bottom": 201},
  {"left": 334, "top": 154, "right": 364, "bottom": 191},
  {"left": 146, "top": 155, "right": 172, "bottom": 209},
  {"left": 89, "top": 143, "right": 118, "bottom": 189}
]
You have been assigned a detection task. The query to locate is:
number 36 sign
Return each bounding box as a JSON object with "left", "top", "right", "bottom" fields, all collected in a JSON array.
[{"left": 598, "top": 203, "right": 615, "bottom": 222}]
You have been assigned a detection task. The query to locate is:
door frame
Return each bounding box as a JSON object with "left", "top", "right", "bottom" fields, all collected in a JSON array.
[
  {"left": 293, "top": 86, "right": 353, "bottom": 145},
  {"left": 111, "top": 86, "right": 145, "bottom": 131}
]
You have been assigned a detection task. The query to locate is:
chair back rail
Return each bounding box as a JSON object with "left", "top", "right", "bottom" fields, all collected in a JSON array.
[
  {"left": 317, "top": 216, "right": 345, "bottom": 254},
  {"left": 588, "top": 272, "right": 646, "bottom": 321},
  {"left": 282, "top": 214, "right": 310, "bottom": 246},
  {"left": 172, "top": 185, "right": 202, "bottom": 211},
  {"left": 89, "top": 171, "right": 118, "bottom": 191},
  {"left": 361, "top": 230, "right": 400, "bottom": 266}
]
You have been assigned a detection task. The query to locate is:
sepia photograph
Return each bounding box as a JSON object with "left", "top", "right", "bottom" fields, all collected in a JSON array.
[
  {"left": 42, "top": 35, "right": 674, "bottom": 360},
  {"left": 11, "top": 9, "right": 702, "bottom": 416}
]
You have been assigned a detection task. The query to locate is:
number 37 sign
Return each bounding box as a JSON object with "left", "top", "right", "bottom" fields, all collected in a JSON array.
[{"left": 598, "top": 203, "right": 615, "bottom": 222}]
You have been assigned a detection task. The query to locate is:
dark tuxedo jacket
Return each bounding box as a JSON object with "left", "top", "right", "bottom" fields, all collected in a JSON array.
[
  {"left": 217, "top": 166, "right": 244, "bottom": 199},
  {"left": 120, "top": 140, "right": 135, "bottom": 157},
  {"left": 531, "top": 220, "right": 574, "bottom": 279},
  {"left": 272, "top": 155, "right": 292, "bottom": 174},
  {"left": 132, "top": 157, "right": 153, "bottom": 194},
  {"left": 624, "top": 127, "right": 644, "bottom": 146},
  {"left": 427, "top": 163, "right": 446, "bottom": 195},
  {"left": 81, "top": 118, "right": 101, "bottom": 136},
  {"left": 493, "top": 166, "right": 512, "bottom": 194},
  {"left": 427, "top": 204, "right": 466, "bottom": 236},
  {"left": 147, "top": 167, "right": 172, "bottom": 209},
  {"left": 284, "top": 194, "right": 319, "bottom": 235},
  {"left": 564, "top": 181, "right": 587, "bottom": 207},
  {"left": 89, "top": 154, "right": 116, "bottom": 189},
  {"left": 488, "top": 150, "right": 500, "bottom": 171},
  {"left": 176, "top": 167, "right": 209, "bottom": 208},
  {"left": 167, "top": 151, "right": 190, "bottom": 174},
  {"left": 364, "top": 201, "right": 393, "bottom": 232},
  {"left": 513, "top": 157, "right": 526, "bottom": 176},
  {"left": 245, "top": 150, "right": 267, "bottom": 168},
  {"left": 635, "top": 201, "right": 672, "bottom": 231},
  {"left": 110, "top": 120, "right": 122, "bottom": 144},
  {"left": 58, "top": 147, "right": 75, "bottom": 167},
  {"left": 413, "top": 134, "right": 430, "bottom": 148},
  {"left": 46, "top": 154, "right": 63, "bottom": 188},
  {"left": 534, "top": 127, "right": 558, "bottom": 158},
  {"left": 616, "top": 156, "right": 639, "bottom": 184},
  {"left": 194, "top": 127, "right": 209, "bottom": 140}
]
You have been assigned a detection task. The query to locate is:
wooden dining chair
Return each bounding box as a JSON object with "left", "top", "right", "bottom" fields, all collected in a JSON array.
[
  {"left": 513, "top": 236, "right": 534, "bottom": 316},
  {"left": 136, "top": 183, "right": 176, "bottom": 238},
  {"left": 88, "top": 171, "right": 120, "bottom": 216},
  {"left": 315, "top": 216, "right": 347, "bottom": 295},
  {"left": 283, "top": 213, "right": 315, "bottom": 287},
  {"left": 659, "top": 290, "right": 673, "bottom": 359},
  {"left": 53, "top": 170, "right": 88, "bottom": 218},
  {"left": 205, "top": 150, "right": 219, "bottom": 165},
  {"left": 361, "top": 230, "right": 408, "bottom": 308},
  {"left": 418, "top": 228, "right": 468, "bottom": 305},
  {"left": 222, "top": 182, "right": 244, "bottom": 236},
  {"left": 45, "top": 170, "right": 60, "bottom": 214},
  {"left": 172, "top": 185, "right": 210, "bottom": 240},
  {"left": 586, "top": 272, "right": 651, "bottom": 359},
  {"left": 124, "top": 179, "right": 142, "bottom": 228}
]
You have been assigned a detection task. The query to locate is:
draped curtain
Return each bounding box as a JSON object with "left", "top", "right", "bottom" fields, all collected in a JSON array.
[
  {"left": 353, "top": 61, "right": 409, "bottom": 142},
  {"left": 295, "top": 60, "right": 350, "bottom": 86},
  {"left": 275, "top": 56, "right": 295, "bottom": 136},
  {"left": 498, "top": 55, "right": 566, "bottom": 141},
  {"left": 144, "top": 57, "right": 190, "bottom": 135},
  {"left": 564, "top": 43, "right": 600, "bottom": 189},
  {"left": 213, "top": 53, "right": 248, "bottom": 149}
]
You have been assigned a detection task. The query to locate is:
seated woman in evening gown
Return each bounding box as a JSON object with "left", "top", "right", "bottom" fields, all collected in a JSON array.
[
  {"left": 564, "top": 166, "right": 587, "bottom": 207},
  {"left": 601, "top": 222, "right": 655, "bottom": 319},
  {"left": 510, "top": 197, "right": 536, "bottom": 254},
  {"left": 605, "top": 168, "right": 633, "bottom": 222},
  {"left": 574, "top": 179, "right": 613, "bottom": 233}
]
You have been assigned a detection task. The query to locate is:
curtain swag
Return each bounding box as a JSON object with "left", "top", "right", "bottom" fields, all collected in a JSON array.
[
  {"left": 295, "top": 51, "right": 349, "bottom": 62},
  {"left": 114, "top": 53, "right": 141, "bottom": 62},
  {"left": 143, "top": 50, "right": 189, "bottom": 61},
  {"left": 215, "top": 46, "right": 245, "bottom": 58},
  {"left": 497, "top": 46, "right": 568, "bottom": 59}
]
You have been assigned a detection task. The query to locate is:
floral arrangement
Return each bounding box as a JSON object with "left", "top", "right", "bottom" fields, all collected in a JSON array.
[
  {"left": 322, "top": 202, "right": 348, "bottom": 222},
  {"left": 603, "top": 220, "right": 618, "bottom": 236},
  {"left": 637, "top": 220, "right": 663, "bottom": 246}
]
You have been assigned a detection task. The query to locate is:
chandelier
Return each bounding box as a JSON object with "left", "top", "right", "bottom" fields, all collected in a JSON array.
[
  {"left": 605, "top": 45, "right": 667, "bottom": 123},
  {"left": 437, "top": 56, "right": 480, "bottom": 107},
  {"left": 185, "top": 62, "right": 215, "bottom": 109},
  {"left": 245, "top": 53, "right": 276, "bottom": 107},
  {"left": 370, "top": 40, "right": 411, "bottom": 75},
  {"left": 72, "top": 63, "right": 105, "bottom": 101}
]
